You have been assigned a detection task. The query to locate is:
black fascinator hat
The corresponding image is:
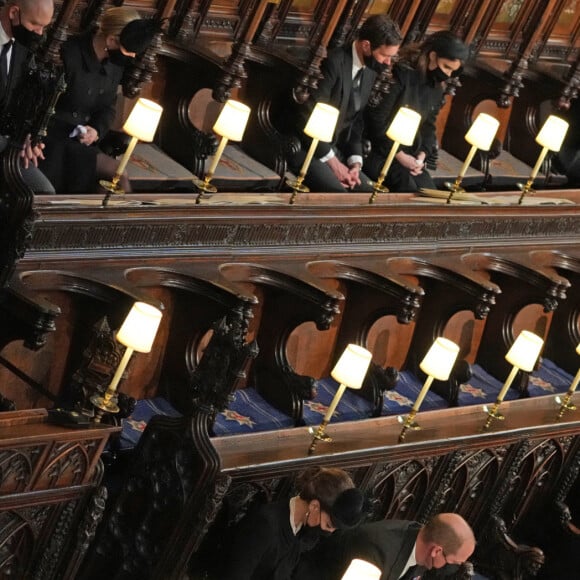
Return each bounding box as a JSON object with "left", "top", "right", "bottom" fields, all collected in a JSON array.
[
  {"left": 120, "top": 18, "right": 161, "bottom": 55},
  {"left": 329, "top": 488, "right": 368, "bottom": 529},
  {"left": 427, "top": 30, "right": 469, "bottom": 62}
]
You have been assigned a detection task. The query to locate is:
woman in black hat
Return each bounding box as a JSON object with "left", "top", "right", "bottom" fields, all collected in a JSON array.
[
  {"left": 221, "top": 466, "right": 366, "bottom": 580},
  {"left": 363, "top": 30, "right": 469, "bottom": 193},
  {"left": 39, "top": 7, "right": 158, "bottom": 193}
]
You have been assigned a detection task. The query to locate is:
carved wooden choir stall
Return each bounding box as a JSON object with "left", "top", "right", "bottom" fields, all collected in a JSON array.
[{"left": 0, "top": 1, "right": 579, "bottom": 579}]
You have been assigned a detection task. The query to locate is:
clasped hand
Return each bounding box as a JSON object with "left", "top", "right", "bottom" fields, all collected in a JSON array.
[
  {"left": 397, "top": 151, "right": 426, "bottom": 176},
  {"left": 327, "top": 156, "right": 362, "bottom": 189},
  {"left": 20, "top": 134, "right": 45, "bottom": 169}
]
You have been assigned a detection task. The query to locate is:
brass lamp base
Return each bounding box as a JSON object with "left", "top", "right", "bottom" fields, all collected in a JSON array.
[
  {"left": 516, "top": 182, "right": 535, "bottom": 205},
  {"left": 444, "top": 181, "right": 466, "bottom": 203},
  {"left": 556, "top": 393, "right": 577, "bottom": 420},
  {"left": 286, "top": 177, "right": 309, "bottom": 205},
  {"left": 397, "top": 410, "right": 421, "bottom": 443},
  {"left": 192, "top": 176, "right": 218, "bottom": 204},
  {"left": 369, "top": 181, "right": 389, "bottom": 204},
  {"left": 100, "top": 179, "right": 125, "bottom": 207},
  {"left": 90, "top": 393, "right": 120, "bottom": 423},
  {"left": 307, "top": 422, "right": 332, "bottom": 455},
  {"left": 482, "top": 403, "right": 505, "bottom": 430}
]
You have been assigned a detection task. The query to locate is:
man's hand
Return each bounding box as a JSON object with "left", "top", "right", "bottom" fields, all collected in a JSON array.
[
  {"left": 327, "top": 156, "right": 358, "bottom": 188},
  {"left": 347, "top": 163, "right": 362, "bottom": 189},
  {"left": 396, "top": 151, "right": 425, "bottom": 176},
  {"left": 78, "top": 125, "right": 99, "bottom": 145},
  {"left": 20, "top": 135, "right": 46, "bottom": 169}
]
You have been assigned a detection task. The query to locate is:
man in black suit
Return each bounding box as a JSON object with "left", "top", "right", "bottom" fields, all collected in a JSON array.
[
  {"left": 299, "top": 513, "right": 476, "bottom": 580},
  {"left": 0, "top": 0, "right": 55, "bottom": 193},
  {"left": 290, "top": 14, "right": 402, "bottom": 193}
]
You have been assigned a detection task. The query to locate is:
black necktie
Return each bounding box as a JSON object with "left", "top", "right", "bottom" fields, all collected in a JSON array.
[
  {"left": 352, "top": 67, "right": 364, "bottom": 112},
  {"left": 0, "top": 40, "right": 13, "bottom": 95}
]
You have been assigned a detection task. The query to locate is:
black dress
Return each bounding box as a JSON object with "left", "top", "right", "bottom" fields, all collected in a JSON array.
[
  {"left": 364, "top": 63, "right": 444, "bottom": 192},
  {"left": 40, "top": 33, "right": 123, "bottom": 193}
]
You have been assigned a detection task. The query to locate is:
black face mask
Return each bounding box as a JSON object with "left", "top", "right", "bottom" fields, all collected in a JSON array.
[
  {"left": 297, "top": 525, "right": 332, "bottom": 548},
  {"left": 11, "top": 12, "right": 43, "bottom": 50},
  {"left": 363, "top": 52, "right": 387, "bottom": 74},
  {"left": 427, "top": 66, "right": 449, "bottom": 85},
  {"left": 107, "top": 50, "right": 133, "bottom": 67}
]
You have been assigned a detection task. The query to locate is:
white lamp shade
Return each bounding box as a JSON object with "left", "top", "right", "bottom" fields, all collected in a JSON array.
[
  {"left": 123, "top": 98, "right": 163, "bottom": 142},
  {"left": 213, "top": 99, "right": 251, "bottom": 141},
  {"left": 420, "top": 337, "right": 460, "bottom": 381},
  {"left": 465, "top": 113, "right": 500, "bottom": 151},
  {"left": 341, "top": 559, "right": 382, "bottom": 580},
  {"left": 535, "top": 115, "right": 569, "bottom": 152},
  {"left": 505, "top": 330, "right": 544, "bottom": 372},
  {"left": 331, "top": 344, "right": 373, "bottom": 390},
  {"left": 116, "top": 302, "right": 163, "bottom": 353},
  {"left": 304, "top": 103, "right": 340, "bottom": 142},
  {"left": 386, "top": 107, "right": 422, "bottom": 146}
]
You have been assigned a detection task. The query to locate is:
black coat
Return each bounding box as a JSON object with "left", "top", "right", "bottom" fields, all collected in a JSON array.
[
  {"left": 222, "top": 500, "right": 321, "bottom": 580},
  {"left": 298, "top": 519, "right": 424, "bottom": 580},
  {"left": 296, "top": 45, "right": 376, "bottom": 161},
  {"left": 40, "top": 33, "right": 124, "bottom": 192},
  {"left": 365, "top": 63, "right": 444, "bottom": 160}
]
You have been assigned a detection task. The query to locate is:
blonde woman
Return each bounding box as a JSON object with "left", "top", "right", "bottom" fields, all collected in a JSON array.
[{"left": 40, "top": 7, "right": 157, "bottom": 193}]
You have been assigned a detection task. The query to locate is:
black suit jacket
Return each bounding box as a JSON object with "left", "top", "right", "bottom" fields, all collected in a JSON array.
[
  {"left": 2, "top": 40, "right": 30, "bottom": 112},
  {"left": 298, "top": 519, "right": 424, "bottom": 580},
  {"left": 297, "top": 45, "right": 376, "bottom": 161}
]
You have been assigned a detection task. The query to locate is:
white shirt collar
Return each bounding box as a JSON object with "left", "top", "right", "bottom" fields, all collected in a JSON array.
[
  {"left": 289, "top": 496, "right": 302, "bottom": 536},
  {"left": 399, "top": 542, "right": 418, "bottom": 578},
  {"left": 0, "top": 24, "right": 11, "bottom": 46},
  {"left": 352, "top": 42, "right": 365, "bottom": 78}
]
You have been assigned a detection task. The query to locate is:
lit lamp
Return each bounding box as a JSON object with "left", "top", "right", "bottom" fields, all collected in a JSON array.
[
  {"left": 517, "top": 115, "right": 569, "bottom": 204},
  {"left": 91, "top": 302, "right": 163, "bottom": 423},
  {"left": 556, "top": 342, "right": 580, "bottom": 419},
  {"left": 446, "top": 113, "right": 499, "bottom": 203},
  {"left": 101, "top": 98, "right": 163, "bottom": 207},
  {"left": 483, "top": 330, "right": 544, "bottom": 430},
  {"left": 308, "top": 344, "right": 372, "bottom": 455},
  {"left": 341, "top": 559, "right": 382, "bottom": 580},
  {"left": 369, "top": 106, "right": 421, "bottom": 204},
  {"left": 287, "top": 102, "right": 339, "bottom": 205},
  {"left": 193, "top": 99, "right": 251, "bottom": 203},
  {"left": 398, "top": 337, "right": 460, "bottom": 443}
]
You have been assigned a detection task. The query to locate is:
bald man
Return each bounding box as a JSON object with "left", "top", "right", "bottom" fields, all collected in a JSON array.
[
  {"left": 298, "top": 513, "right": 476, "bottom": 580},
  {"left": 0, "top": 0, "right": 55, "bottom": 193}
]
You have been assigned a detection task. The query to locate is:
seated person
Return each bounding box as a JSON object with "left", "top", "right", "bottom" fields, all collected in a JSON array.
[
  {"left": 0, "top": 0, "right": 55, "bottom": 193},
  {"left": 221, "top": 466, "right": 366, "bottom": 580},
  {"left": 288, "top": 14, "right": 401, "bottom": 193},
  {"left": 298, "top": 512, "right": 476, "bottom": 580},
  {"left": 39, "top": 7, "right": 157, "bottom": 193},
  {"left": 364, "top": 31, "right": 469, "bottom": 193}
]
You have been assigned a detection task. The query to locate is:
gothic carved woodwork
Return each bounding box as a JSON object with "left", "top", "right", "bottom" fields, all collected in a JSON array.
[{"left": 80, "top": 309, "right": 257, "bottom": 580}]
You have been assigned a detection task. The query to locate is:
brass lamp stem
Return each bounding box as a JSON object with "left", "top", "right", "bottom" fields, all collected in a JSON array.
[
  {"left": 91, "top": 346, "right": 134, "bottom": 423},
  {"left": 369, "top": 141, "right": 400, "bottom": 204},
  {"left": 483, "top": 365, "right": 519, "bottom": 430},
  {"left": 101, "top": 136, "right": 139, "bottom": 207},
  {"left": 287, "top": 137, "right": 318, "bottom": 204},
  {"left": 307, "top": 382, "right": 347, "bottom": 455},
  {"left": 398, "top": 375, "right": 434, "bottom": 443},
  {"left": 518, "top": 146, "right": 548, "bottom": 204},
  {"left": 556, "top": 368, "right": 580, "bottom": 419},
  {"left": 447, "top": 144, "right": 477, "bottom": 203}
]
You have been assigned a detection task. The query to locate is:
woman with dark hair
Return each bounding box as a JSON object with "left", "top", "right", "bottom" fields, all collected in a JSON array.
[
  {"left": 39, "top": 7, "right": 158, "bottom": 193},
  {"left": 364, "top": 30, "right": 469, "bottom": 193},
  {"left": 222, "top": 466, "right": 366, "bottom": 580}
]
